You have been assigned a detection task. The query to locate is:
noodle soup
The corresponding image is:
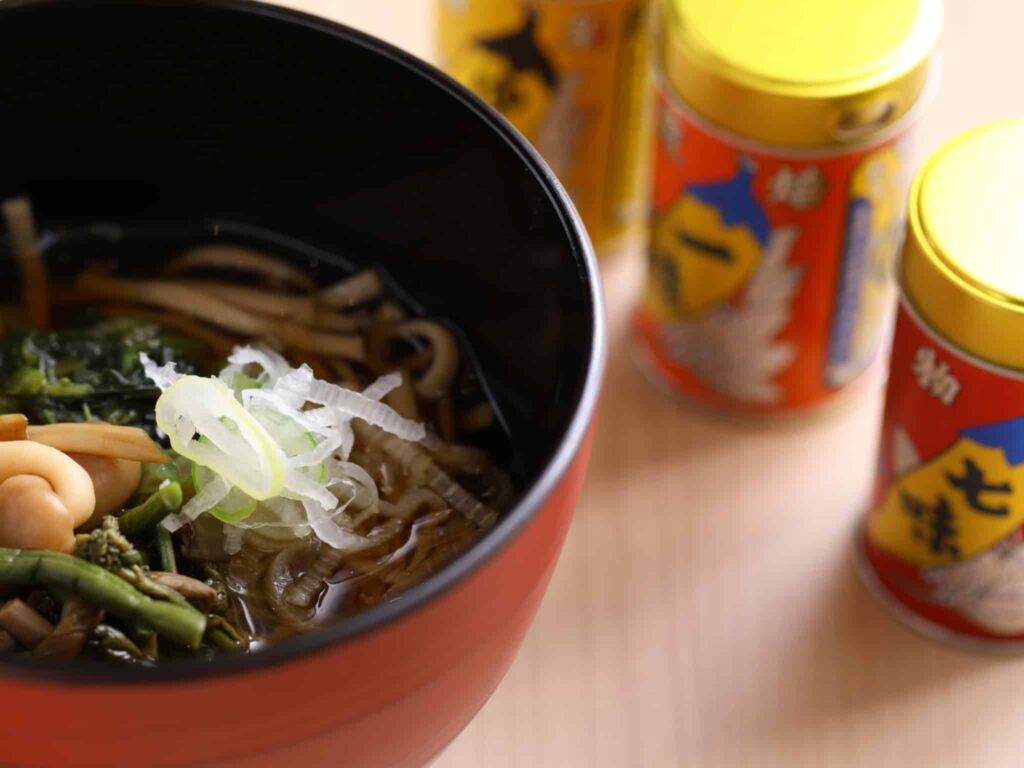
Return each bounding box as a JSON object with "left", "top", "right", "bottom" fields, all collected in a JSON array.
[{"left": 0, "top": 200, "right": 516, "bottom": 663}]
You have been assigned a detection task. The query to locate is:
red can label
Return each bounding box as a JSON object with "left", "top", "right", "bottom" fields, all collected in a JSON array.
[
  {"left": 634, "top": 77, "right": 911, "bottom": 413},
  {"left": 863, "top": 300, "right": 1024, "bottom": 642}
]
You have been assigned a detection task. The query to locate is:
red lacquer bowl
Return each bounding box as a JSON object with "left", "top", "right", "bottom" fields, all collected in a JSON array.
[{"left": 0, "top": 1, "right": 605, "bottom": 765}]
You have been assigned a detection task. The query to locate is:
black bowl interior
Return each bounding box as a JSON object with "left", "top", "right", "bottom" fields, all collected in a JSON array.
[
  {"left": 0, "top": 0, "right": 595, "bottom": 484},
  {"left": 0, "top": 0, "right": 600, "bottom": 677}
]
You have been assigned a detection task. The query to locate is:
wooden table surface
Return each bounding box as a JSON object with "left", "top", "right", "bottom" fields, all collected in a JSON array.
[{"left": 276, "top": 2, "right": 1023, "bottom": 765}]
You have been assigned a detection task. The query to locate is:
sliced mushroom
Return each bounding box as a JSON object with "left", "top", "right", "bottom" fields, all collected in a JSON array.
[
  {"left": 148, "top": 572, "right": 219, "bottom": 610},
  {"left": 33, "top": 596, "right": 104, "bottom": 659},
  {"left": 0, "top": 598, "right": 55, "bottom": 649}
]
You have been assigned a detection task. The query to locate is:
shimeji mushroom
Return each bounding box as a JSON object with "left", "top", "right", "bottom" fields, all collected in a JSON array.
[{"left": 0, "top": 442, "right": 96, "bottom": 552}]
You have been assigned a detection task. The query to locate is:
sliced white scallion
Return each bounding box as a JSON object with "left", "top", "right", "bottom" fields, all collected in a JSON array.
[
  {"left": 283, "top": 376, "right": 425, "bottom": 441},
  {"left": 360, "top": 371, "right": 402, "bottom": 402},
  {"left": 163, "top": 473, "right": 231, "bottom": 533},
  {"left": 140, "top": 353, "right": 183, "bottom": 392},
  {"left": 143, "top": 344, "right": 428, "bottom": 549},
  {"left": 154, "top": 375, "right": 286, "bottom": 500},
  {"left": 192, "top": 464, "right": 257, "bottom": 523}
]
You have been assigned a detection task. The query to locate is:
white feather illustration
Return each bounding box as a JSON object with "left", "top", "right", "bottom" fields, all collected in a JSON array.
[
  {"left": 658, "top": 226, "right": 803, "bottom": 403},
  {"left": 924, "top": 538, "right": 1024, "bottom": 634},
  {"left": 886, "top": 425, "right": 1024, "bottom": 634}
]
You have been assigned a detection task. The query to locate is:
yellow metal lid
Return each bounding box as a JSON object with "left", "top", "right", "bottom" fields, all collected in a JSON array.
[
  {"left": 660, "top": 0, "right": 941, "bottom": 146},
  {"left": 902, "top": 119, "right": 1024, "bottom": 371}
]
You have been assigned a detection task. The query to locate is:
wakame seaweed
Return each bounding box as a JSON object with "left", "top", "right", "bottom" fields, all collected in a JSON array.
[{"left": 0, "top": 315, "right": 201, "bottom": 434}]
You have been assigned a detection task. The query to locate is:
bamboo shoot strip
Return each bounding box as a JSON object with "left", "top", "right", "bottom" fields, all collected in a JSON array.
[
  {"left": 29, "top": 423, "right": 169, "bottom": 464},
  {"left": 0, "top": 414, "right": 29, "bottom": 442}
]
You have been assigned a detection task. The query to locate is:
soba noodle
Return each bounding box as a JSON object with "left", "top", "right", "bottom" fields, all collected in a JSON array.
[{"left": 0, "top": 198, "right": 513, "bottom": 664}]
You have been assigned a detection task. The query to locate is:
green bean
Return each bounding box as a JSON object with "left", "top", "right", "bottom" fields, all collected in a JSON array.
[
  {"left": 205, "top": 615, "right": 246, "bottom": 653},
  {"left": 139, "top": 631, "right": 158, "bottom": 661},
  {"left": 118, "top": 482, "right": 183, "bottom": 537},
  {"left": 0, "top": 549, "right": 206, "bottom": 649},
  {"left": 125, "top": 619, "right": 154, "bottom": 649},
  {"left": 91, "top": 624, "right": 147, "bottom": 662},
  {"left": 202, "top": 564, "right": 228, "bottom": 614},
  {"left": 207, "top": 628, "right": 240, "bottom": 652},
  {"left": 155, "top": 527, "right": 177, "bottom": 574}
]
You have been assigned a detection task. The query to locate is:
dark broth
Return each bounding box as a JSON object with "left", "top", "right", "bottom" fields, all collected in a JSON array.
[{"left": 0, "top": 218, "right": 520, "bottom": 663}]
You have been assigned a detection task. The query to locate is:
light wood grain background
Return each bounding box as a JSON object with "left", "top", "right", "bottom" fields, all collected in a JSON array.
[{"left": 275, "top": 2, "right": 1024, "bottom": 765}]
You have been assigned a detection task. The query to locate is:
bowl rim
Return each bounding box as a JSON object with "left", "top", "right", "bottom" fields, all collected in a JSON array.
[{"left": 0, "top": 0, "right": 607, "bottom": 684}]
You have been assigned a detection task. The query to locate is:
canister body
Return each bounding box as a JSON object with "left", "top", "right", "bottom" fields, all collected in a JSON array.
[
  {"left": 633, "top": 76, "right": 914, "bottom": 413},
  {"left": 859, "top": 299, "right": 1024, "bottom": 648},
  {"left": 857, "top": 120, "right": 1024, "bottom": 649},
  {"left": 437, "top": 0, "right": 652, "bottom": 255},
  {"left": 633, "top": 0, "right": 939, "bottom": 416}
]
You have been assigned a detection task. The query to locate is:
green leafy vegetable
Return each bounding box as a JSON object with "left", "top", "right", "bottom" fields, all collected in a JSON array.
[{"left": 0, "top": 314, "right": 202, "bottom": 434}]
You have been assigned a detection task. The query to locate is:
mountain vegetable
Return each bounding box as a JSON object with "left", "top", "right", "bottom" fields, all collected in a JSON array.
[
  {"left": 0, "top": 316, "right": 200, "bottom": 434},
  {"left": 0, "top": 548, "right": 206, "bottom": 648},
  {"left": 1, "top": 203, "right": 512, "bottom": 665},
  {"left": 118, "top": 482, "right": 183, "bottom": 537}
]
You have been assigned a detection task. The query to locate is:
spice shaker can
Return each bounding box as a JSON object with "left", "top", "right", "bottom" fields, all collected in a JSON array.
[
  {"left": 437, "top": 0, "right": 653, "bottom": 256},
  {"left": 857, "top": 120, "right": 1024, "bottom": 650},
  {"left": 633, "top": 0, "right": 941, "bottom": 415}
]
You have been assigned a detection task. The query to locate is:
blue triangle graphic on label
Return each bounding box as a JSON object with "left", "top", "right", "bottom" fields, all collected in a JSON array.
[
  {"left": 686, "top": 158, "right": 770, "bottom": 246},
  {"left": 962, "top": 414, "right": 1024, "bottom": 465}
]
